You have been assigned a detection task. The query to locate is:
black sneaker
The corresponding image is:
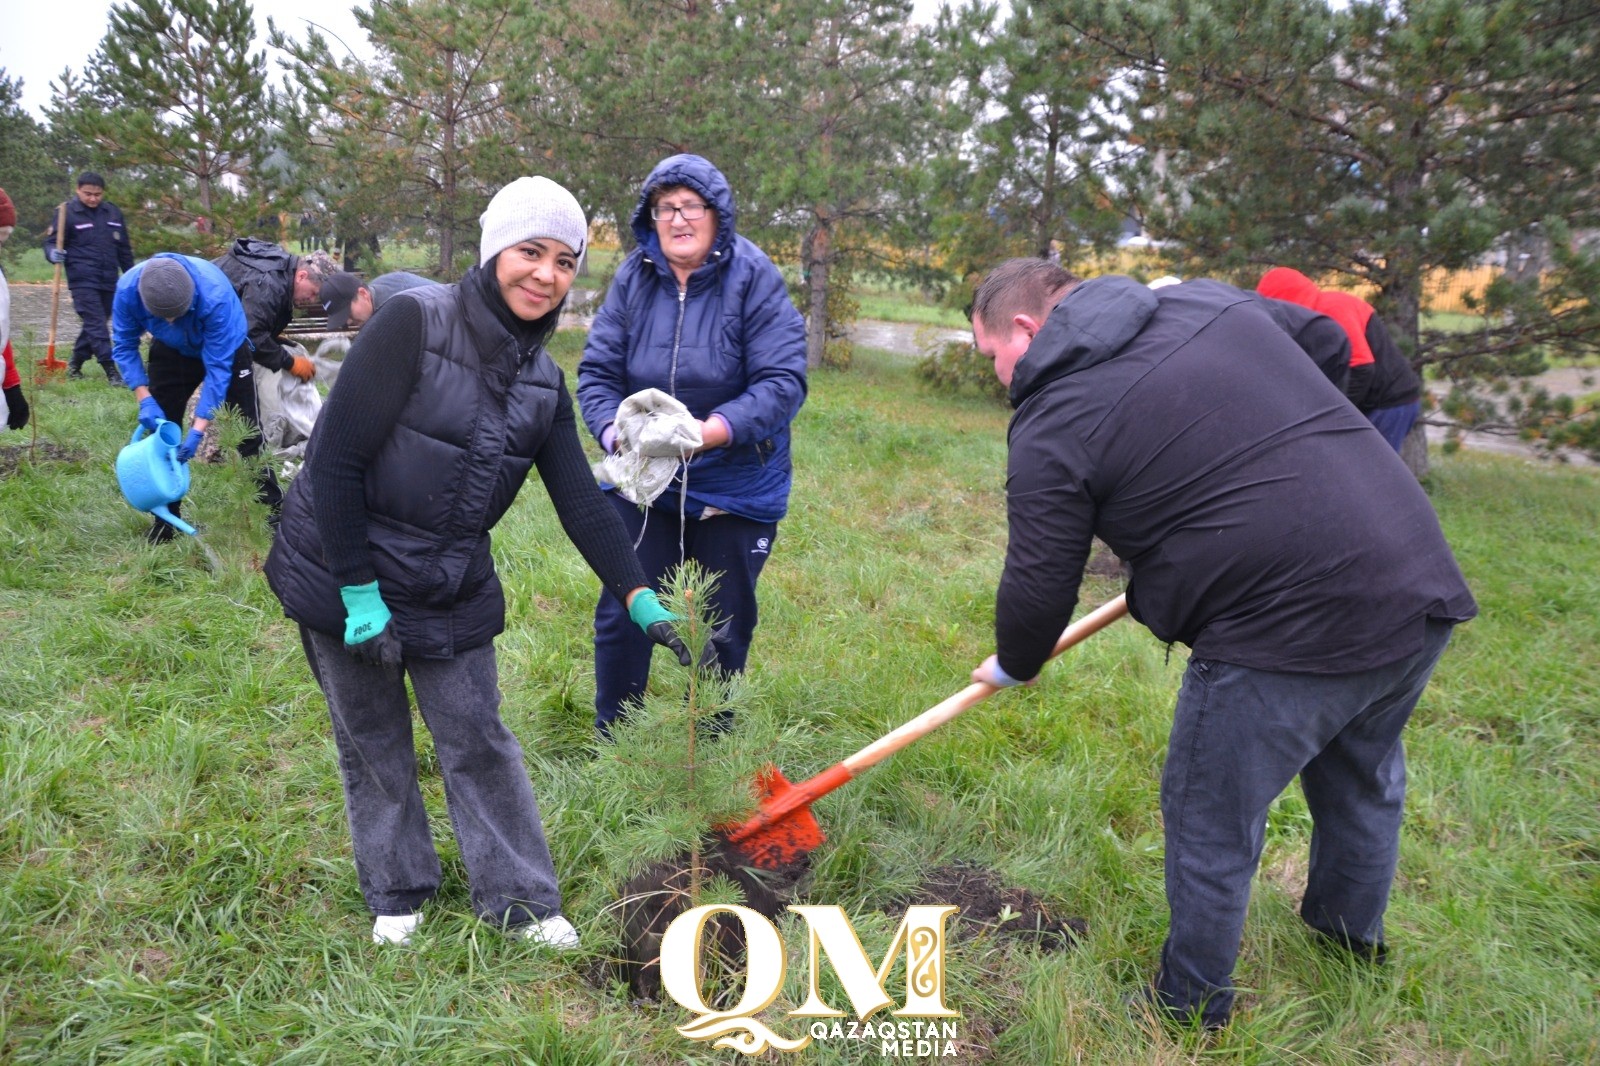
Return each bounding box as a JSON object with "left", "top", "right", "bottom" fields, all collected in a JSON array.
[
  {"left": 106, "top": 370, "right": 125, "bottom": 388},
  {"left": 146, "top": 519, "right": 178, "bottom": 545},
  {"left": 67, "top": 366, "right": 85, "bottom": 380}
]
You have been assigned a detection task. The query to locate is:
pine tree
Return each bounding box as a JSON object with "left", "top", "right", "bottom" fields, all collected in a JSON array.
[
  {"left": 1057, "top": 0, "right": 1600, "bottom": 465},
  {"left": 545, "top": 0, "right": 959, "bottom": 370},
  {"left": 735, "top": 0, "right": 955, "bottom": 371},
  {"left": 273, "top": 0, "right": 547, "bottom": 276},
  {"left": 562, "top": 562, "right": 797, "bottom": 996},
  {"left": 0, "top": 72, "right": 70, "bottom": 268},
  {"left": 48, "top": 0, "right": 271, "bottom": 240},
  {"left": 939, "top": 1, "right": 1128, "bottom": 268}
]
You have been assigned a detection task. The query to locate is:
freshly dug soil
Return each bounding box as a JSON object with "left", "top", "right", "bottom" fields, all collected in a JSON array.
[
  {"left": 1084, "top": 538, "right": 1128, "bottom": 579},
  {"left": 894, "top": 862, "right": 1086, "bottom": 952},
  {"left": 615, "top": 839, "right": 809, "bottom": 1001},
  {"left": 0, "top": 440, "right": 85, "bottom": 479},
  {"left": 611, "top": 851, "right": 1082, "bottom": 1001}
]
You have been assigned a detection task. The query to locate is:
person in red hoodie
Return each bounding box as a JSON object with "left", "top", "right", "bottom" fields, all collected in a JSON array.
[{"left": 1257, "top": 267, "right": 1422, "bottom": 451}]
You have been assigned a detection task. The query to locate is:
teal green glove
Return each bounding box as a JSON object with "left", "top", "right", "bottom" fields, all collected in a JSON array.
[
  {"left": 628, "top": 589, "right": 692, "bottom": 666},
  {"left": 339, "top": 581, "right": 402, "bottom": 666}
]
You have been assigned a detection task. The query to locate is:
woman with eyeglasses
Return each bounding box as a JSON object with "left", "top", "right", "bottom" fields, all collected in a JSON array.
[{"left": 577, "top": 154, "right": 808, "bottom": 737}]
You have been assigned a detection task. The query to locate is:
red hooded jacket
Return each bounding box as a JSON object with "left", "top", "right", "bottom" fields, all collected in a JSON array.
[{"left": 1257, "top": 267, "right": 1421, "bottom": 412}]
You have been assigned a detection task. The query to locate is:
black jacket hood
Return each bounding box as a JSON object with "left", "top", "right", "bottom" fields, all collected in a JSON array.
[{"left": 1010, "top": 275, "right": 1159, "bottom": 406}]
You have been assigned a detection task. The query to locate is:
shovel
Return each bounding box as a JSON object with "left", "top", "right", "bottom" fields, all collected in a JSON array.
[
  {"left": 39, "top": 200, "right": 69, "bottom": 374},
  {"left": 722, "top": 593, "right": 1130, "bottom": 870}
]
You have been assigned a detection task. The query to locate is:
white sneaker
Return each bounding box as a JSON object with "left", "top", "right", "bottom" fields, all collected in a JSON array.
[
  {"left": 372, "top": 912, "right": 423, "bottom": 945},
  {"left": 519, "top": 914, "right": 580, "bottom": 950}
]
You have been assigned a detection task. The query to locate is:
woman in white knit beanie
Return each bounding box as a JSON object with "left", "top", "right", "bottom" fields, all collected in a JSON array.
[{"left": 265, "top": 176, "right": 693, "bottom": 950}]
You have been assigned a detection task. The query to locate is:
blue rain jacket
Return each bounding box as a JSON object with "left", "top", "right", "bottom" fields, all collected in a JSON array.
[
  {"left": 577, "top": 154, "right": 807, "bottom": 523},
  {"left": 112, "top": 254, "right": 249, "bottom": 421}
]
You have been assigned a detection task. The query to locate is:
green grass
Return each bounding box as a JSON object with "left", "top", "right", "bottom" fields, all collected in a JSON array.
[
  {"left": 1, "top": 246, "right": 57, "bottom": 285},
  {"left": 1, "top": 339, "right": 1598, "bottom": 1063}
]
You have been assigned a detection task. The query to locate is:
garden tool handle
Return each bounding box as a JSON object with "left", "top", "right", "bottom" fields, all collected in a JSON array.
[{"left": 840, "top": 593, "right": 1129, "bottom": 777}]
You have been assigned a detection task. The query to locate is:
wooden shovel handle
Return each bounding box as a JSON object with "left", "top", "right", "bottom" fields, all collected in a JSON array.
[
  {"left": 840, "top": 593, "right": 1129, "bottom": 776},
  {"left": 46, "top": 201, "right": 67, "bottom": 349}
]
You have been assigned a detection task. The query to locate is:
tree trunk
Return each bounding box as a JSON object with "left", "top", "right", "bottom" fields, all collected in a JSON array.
[
  {"left": 1035, "top": 109, "right": 1061, "bottom": 259},
  {"left": 439, "top": 49, "right": 458, "bottom": 276},
  {"left": 804, "top": 218, "right": 831, "bottom": 371},
  {"left": 1400, "top": 421, "right": 1429, "bottom": 480},
  {"left": 1390, "top": 269, "right": 1427, "bottom": 480},
  {"left": 1382, "top": 166, "right": 1433, "bottom": 476}
]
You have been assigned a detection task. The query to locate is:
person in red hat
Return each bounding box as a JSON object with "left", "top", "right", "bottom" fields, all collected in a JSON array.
[{"left": 1, "top": 186, "right": 31, "bottom": 430}]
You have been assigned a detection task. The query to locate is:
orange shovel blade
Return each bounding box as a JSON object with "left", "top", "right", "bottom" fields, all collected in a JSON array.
[{"left": 718, "top": 765, "right": 830, "bottom": 870}]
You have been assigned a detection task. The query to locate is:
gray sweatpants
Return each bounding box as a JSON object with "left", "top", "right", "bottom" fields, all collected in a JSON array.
[{"left": 300, "top": 627, "right": 561, "bottom": 926}]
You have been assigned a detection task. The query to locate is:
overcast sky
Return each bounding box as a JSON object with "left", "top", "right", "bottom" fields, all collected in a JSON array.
[{"left": 4, "top": 0, "right": 956, "bottom": 121}]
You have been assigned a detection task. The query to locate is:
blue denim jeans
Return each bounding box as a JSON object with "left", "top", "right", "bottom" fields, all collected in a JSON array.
[
  {"left": 592, "top": 492, "right": 776, "bottom": 735},
  {"left": 1366, "top": 400, "right": 1421, "bottom": 453},
  {"left": 301, "top": 627, "right": 561, "bottom": 925},
  {"left": 1153, "top": 619, "right": 1455, "bottom": 1026}
]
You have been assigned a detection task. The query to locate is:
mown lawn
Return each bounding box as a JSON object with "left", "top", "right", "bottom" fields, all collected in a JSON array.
[{"left": 1, "top": 336, "right": 1596, "bottom": 1064}]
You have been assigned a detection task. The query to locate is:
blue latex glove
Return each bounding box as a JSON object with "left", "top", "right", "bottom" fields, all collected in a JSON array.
[
  {"left": 627, "top": 589, "right": 692, "bottom": 667},
  {"left": 339, "top": 581, "right": 403, "bottom": 666},
  {"left": 45, "top": 247, "right": 66, "bottom": 265},
  {"left": 137, "top": 397, "right": 166, "bottom": 433},
  {"left": 176, "top": 427, "right": 205, "bottom": 463}
]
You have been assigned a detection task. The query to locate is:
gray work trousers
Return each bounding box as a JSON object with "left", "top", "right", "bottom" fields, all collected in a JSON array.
[{"left": 300, "top": 627, "right": 561, "bottom": 925}]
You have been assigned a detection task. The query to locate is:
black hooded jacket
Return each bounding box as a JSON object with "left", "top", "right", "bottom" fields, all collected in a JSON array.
[
  {"left": 995, "top": 276, "right": 1476, "bottom": 681},
  {"left": 212, "top": 238, "right": 301, "bottom": 373}
]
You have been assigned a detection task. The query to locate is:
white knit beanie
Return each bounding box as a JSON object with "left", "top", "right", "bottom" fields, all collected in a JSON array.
[{"left": 479, "top": 176, "right": 587, "bottom": 267}]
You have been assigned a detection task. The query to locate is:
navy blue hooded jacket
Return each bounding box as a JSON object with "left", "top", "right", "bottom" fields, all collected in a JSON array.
[
  {"left": 994, "top": 275, "right": 1476, "bottom": 681},
  {"left": 577, "top": 154, "right": 807, "bottom": 523}
]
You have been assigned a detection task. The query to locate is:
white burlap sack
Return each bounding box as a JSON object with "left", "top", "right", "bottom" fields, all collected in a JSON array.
[{"left": 594, "top": 388, "right": 702, "bottom": 507}]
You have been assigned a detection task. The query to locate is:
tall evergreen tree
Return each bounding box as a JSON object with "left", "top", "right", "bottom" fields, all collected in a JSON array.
[
  {"left": 48, "top": 0, "right": 271, "bottom": 240},
  {"left": 0, "top": 72, "right": 71, "bottom": 267},
  {"left": 941, "top": 0, "right": 1128, "bottom": 268},
  {"left": 731, "top": 0, "right": 954, "bottom": 369},
  {"left": 1059, "top": 0, "right": 1600, "bottom": 463},
  {"left": 538, "top": 0, "right": 738, "bottom": 239},
  {"left": 546, "top": 0, "right": 958, "bottom": 368},
  {"left": 273, "top": 0, "right": 547, "bottom": 276}
]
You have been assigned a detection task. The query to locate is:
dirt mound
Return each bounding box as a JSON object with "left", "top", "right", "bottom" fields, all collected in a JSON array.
[
  {"left": 615, "top": 840, "right": 809, "bottom": 1001},
  {"left": 0, "top": 440, "right": 86, "bottom": 479},
  {"left": 896, "top": 863, "right": 1085, "bottom": 952}
]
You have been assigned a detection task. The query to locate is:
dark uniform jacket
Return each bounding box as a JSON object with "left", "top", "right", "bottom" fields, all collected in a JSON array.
[
  {"left": 43, "top": 198, "right": 134, "bottom": 292},
  {"left": 212, "top": 238, "right": 302, "bottom": 374},
  {"left": 265, "top": 278, "right": 569, "bottom": 658},
  {"left": 995, "top": 276, "right": 1476, "bottom": 681}
]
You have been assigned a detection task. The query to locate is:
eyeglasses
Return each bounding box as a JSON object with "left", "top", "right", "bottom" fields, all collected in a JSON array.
[{"left": 651, "top": 202, "right": 710, "bottom": 221}]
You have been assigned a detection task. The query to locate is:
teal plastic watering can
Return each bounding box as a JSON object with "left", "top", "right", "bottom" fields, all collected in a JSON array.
[{"left": 115, "top": 421, "right": 197, "bottom": 536}]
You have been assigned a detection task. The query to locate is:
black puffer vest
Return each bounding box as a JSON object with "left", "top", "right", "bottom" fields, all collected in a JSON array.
[{"left": 265, "top": 277, "right": 563, "bottom": 657}]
